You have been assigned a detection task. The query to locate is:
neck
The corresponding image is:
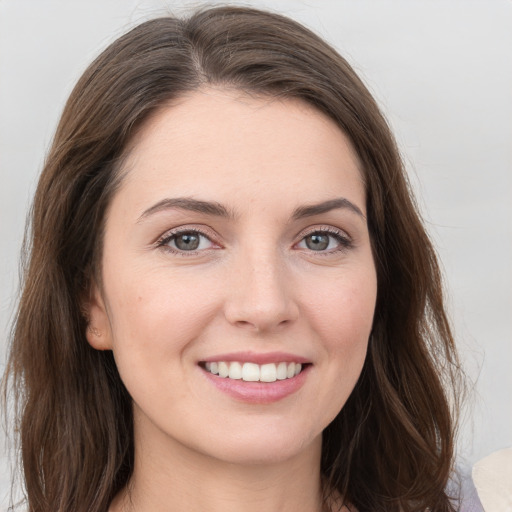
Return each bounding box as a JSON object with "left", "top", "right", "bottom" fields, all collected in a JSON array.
[{"left": 110, "top": 423, "right": 326, "bottom": 512}]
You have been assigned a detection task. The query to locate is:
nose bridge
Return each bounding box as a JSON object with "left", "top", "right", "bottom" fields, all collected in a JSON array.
[{"left": 224, "top": 241, "right": 298, "bottom": 332}]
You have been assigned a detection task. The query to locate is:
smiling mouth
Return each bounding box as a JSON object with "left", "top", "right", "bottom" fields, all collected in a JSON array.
[{"left": 199, "top": 361, "right": 308, "bottom": 383}]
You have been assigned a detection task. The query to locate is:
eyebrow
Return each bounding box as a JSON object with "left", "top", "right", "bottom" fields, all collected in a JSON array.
[
  {"left": 137, "top": 196, "right": 365, "bottom": 223},
  {"left": 291, "top": 198, "right": 365, "bottom": 220},
  {"left": 138, "top": 197, "right": 234, "bottom": 222}
]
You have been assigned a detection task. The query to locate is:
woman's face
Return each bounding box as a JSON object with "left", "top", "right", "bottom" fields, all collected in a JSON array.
[{"left": 87, "top": 89, "right": 377, "bottom": 465}]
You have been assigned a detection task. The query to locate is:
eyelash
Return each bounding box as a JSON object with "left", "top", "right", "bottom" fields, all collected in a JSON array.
[
  {"left": 155, "top": 226, "right": 353, "bottom": 256},
  {"left": 298, "top": 227, "right": 353, "bottom": 255},
  {"left": 156, "top": 227, "right": 219, "bottom": 256}
]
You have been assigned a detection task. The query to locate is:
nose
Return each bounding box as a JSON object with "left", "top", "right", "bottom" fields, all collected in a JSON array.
[{"left": 223, "top": 250, "right": 299, "bottom": 333}]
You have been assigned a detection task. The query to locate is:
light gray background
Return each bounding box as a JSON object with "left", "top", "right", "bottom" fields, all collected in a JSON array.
[{"left": 1, "top": 0, "right": 511, "bottom": 507}]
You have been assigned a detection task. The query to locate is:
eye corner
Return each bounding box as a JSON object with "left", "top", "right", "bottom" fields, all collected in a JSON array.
[
  {"left": 294, "top": 226, "right": 354, "bottom": 255},
  {"left": 155, "top": 225, "right": 222, "bottom": 255}
]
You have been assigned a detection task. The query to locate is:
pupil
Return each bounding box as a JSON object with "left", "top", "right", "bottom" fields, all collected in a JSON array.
[
  {"left": 306, "top": 233, "right": 329, "bottom": 251},
  {"left": 175, "top": 233, "right": 199, "bottom": 251}
]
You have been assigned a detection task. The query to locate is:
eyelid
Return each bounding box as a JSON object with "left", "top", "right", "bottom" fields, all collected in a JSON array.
[
  {"left": 155, "top": 224, "right": 221, "bottom": 251},
  {"left": 294, "top": 225, "right": 353, "bottom": 253},
  {"left": 296, "top": 224, "right": 352, "bottom": 241},
  {"left": 153, "top": 223, "right": 353, "bottom": 255}
]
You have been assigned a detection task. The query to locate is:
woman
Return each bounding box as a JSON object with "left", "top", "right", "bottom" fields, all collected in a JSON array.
[{"left": 2, "top": 5, "right": 465, "bottom": 512}]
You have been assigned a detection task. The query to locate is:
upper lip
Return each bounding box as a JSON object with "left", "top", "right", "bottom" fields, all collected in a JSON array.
[{"left": 200, "top": 351, "right": 311, "bottom": 365}]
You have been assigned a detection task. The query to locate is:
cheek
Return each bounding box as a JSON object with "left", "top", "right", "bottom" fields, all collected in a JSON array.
[
  {"left": 103, "top": 268, "right": 225, "bottom": 410},
  {"left": 315, "top": 285, "right": 375, "bottom": 428},
  {"left": 104, "top": 266, "right": 222, "bottom": 358},
  {"left": 309, "top": 270, "right": 376, "bottom": 346},
  {"left": 304, "top": 267, "right": 376, "bottom": 401}
]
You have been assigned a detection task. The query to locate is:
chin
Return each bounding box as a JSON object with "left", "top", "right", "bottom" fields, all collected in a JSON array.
[{"left": 195, "top": 425, "right": 322, "bottom": 466}]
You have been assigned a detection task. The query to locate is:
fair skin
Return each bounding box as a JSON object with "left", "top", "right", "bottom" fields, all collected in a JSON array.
[{"left": 86, "top": 88, "right": 376, "bottom": 512}]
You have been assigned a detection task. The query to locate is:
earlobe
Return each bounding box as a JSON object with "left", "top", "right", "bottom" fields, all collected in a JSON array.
[
  {"left": 87, "top": 324, "right": 103, "bottom": 341},
  {"left": 83, "top": 283, "right": 113, "bottom": 351}
]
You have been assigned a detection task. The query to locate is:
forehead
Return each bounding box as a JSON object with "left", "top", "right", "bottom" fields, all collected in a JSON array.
[{"left": 117, "top": 88, "right": 365, "bottom": 215}]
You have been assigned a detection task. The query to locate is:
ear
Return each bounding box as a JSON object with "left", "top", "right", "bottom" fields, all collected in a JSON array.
[{"left": 83, "top": 281, "right": 113, "bottom": 351}]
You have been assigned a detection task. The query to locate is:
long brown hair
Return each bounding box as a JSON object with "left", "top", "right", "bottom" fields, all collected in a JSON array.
[{"left": 2, "top": 6, "right": 464, "bottom": 512}]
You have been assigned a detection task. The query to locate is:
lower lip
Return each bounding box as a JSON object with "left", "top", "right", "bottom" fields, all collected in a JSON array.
[{"left": 201, "top": 365, "right": 310, "bottom": 404}]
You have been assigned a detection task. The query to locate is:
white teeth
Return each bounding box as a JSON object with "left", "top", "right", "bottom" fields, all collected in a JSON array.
[
  {"left": 203, "top": 361, "right": 304, "bottom": 382},
  {"left": 260, "top": 363, "right": 277, "bottom": 382},
  {"left": 242, "top": 363, "right": 260, "bottom": 382},
  {"left": 218, "top": 361, "right": 229, "bottom": 378},
  {"left": 276, "top": 362, "right": 288, "bottom": 380},
  {"left": 228, "top": 361, "right": 242, "bottom": 379}
]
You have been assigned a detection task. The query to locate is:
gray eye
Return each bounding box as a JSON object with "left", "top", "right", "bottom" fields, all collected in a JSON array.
[
  {"left": 174, "top": 233, "right": 200, "bottom": 251},
  {"left": 160, "top": 230, "right": 215, "bottom": 253},
  {"left": 305, "top": 233, "right": 329, "bottom": 251}
]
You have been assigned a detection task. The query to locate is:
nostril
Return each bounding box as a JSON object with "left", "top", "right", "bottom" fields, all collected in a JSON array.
[
  {"left": 232, "top": 317, "right": 294, "bottom": 333},
  {"left": 234, "top": 320, "right": 259, "bottom": 330},
  {"left": 223, "top": 277, "right": 299, "bottom": 332}
]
